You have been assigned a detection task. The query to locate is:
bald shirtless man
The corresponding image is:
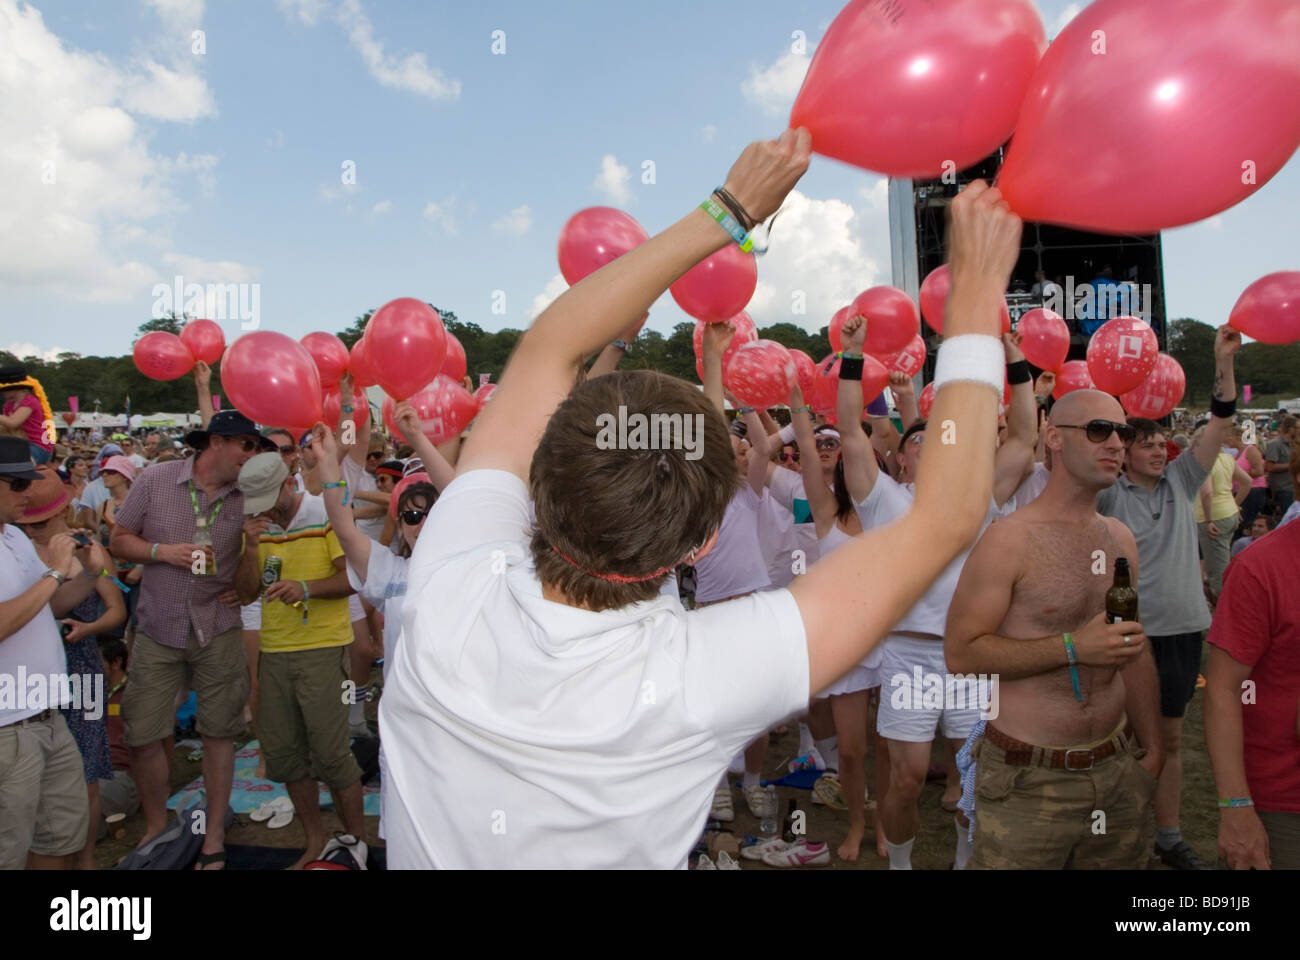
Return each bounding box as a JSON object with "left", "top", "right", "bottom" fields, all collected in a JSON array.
[{"left": 945, "top": 389, "right": 1164, "bottom": 869}]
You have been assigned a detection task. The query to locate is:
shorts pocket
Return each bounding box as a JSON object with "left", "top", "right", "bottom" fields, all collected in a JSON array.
[{"left": 974, "top": 755, "right": 1022, "bottom": 803}]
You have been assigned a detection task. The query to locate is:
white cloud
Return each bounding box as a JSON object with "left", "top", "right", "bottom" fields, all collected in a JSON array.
[
  {"left": 745, "top": 187, "right": 889, "bottom": 335},
  {"left": 741, "top": 50, "right": 811, "bottom": 117},
  {"left": 156, "top": 252, "right": 261, "bottom": 322},
  {"left": 492, "top": 205, "right": 532, "bottom": 236},
  {"left": 334, "top": 0, "right": 461, "bottom": 101},
  {"left": 1050, "top": 2, "right": 1082, "bottom": 37},
  {"left": 530, "top": 273, "right": 568, "bottom": 319},
  {"left": 371, "top": 200, "right": 392, "bottom": 215},
  {"left": 701, "top": 124, "right": 717, "bottom": 143},
  {"left": 591, "top": 155, "right": 632, "bottom": 206},
  {"left": 122, "top": 59, "right": 215, "bottom": 122},
  {"left": 141, "top": 0, "right": 205, "bottom": 32},
  {"left": 422, "top": 197, "right": 458, "bottom": 235},
  {"left": 275, "top": 0, "right": 326, "bottom": 25},
  {"left": 6, "top": 342, "right": 74, "bottom": 363},
  {"left": 164, "top": 151, "right": 219, "bottom": 199}
]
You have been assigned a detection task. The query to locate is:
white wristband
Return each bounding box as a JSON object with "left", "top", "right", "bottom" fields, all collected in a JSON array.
[
  {"left": 933, "top": 335, "right": 1004, "bottom": 395},
  {"left": 778, "top": 423, "right": 797, "bottom": 445}
]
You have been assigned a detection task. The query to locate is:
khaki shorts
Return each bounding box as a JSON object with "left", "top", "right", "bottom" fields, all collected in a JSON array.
[
  {"left": 258, "top": 645, "right": 360, "bottom": 792},
  {"left": 0, "top": 712, "right": 91, "bottom": 867},
  {"left": 123, "top": 626, "right": 249, "bottom": 747},
  {"left": 1258, "top": 811, "right": 1300, "bottom": 870},
  {"left": 970, "top": 725, "right": 1156, "bottom": 870}
]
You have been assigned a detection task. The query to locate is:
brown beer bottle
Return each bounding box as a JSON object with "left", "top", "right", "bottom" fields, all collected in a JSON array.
[{"left": 1106, "top": 557, "right": 1139, "bottom": 623}]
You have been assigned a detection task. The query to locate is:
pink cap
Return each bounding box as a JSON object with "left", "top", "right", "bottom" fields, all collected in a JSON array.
[{"left": 99, "top": 455, "right": 136, "bottom": 482}]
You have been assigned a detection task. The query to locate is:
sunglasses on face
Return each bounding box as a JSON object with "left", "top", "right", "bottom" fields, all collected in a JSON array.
[
  {"left": 366, "top": 452, "right": 383, "bottom": 460},
  {"left": 225, "top": 437, "right": 258, "bottom": 453},
  {"left": 400, "top": 509, "right": 428, "bottom": 526},
  {"left": 277, "top": 445, "right": 295, "bottom": 455},
  {"left": 0, "top": 477, "right": 32, "bottom": 492},
  {"left": 815, "top": 437, "right": 840, "bottom": 451},
  {"left": 1057, "top": 419, "right": 1137, "bottom": 444},
  {"left": 782, "top": 451, "right": 800, "bottom": 463}
]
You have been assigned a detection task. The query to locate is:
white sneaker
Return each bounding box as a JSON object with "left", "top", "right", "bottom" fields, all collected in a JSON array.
[
  {"left": 741, "top": 835, "right": 792, "bottom": 861},
  {"left": 742, "top": 784, "right": 767, "bottom": 818},
  {"left": 715, "top": 850, "right": 743, "bottom": 871},
  {"left": 762, "top": 839, "right": 831, "bottom": 868},
  {"left": 710, "top": 785, "right": 735, "bottom": 822},
  {"left": 696, "top": 854, "right": 717, "bottom": 871}
]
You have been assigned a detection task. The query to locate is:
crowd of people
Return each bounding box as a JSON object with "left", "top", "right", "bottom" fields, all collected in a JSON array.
[{"left": 1, "top": 132, "right": 1296, "bottom": 871}]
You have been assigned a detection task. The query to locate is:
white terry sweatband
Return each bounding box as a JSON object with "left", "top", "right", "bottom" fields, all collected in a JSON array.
[
  {"left": 932, "top": 335, "right": 1004, "bottom": 395},
  {"left": 778, "top": 423, "right": 797, "bottom": 445}
]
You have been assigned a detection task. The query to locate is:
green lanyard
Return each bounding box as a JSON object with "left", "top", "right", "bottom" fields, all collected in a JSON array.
[{"left": 188, "top": 481, "right": 225, "bottom": 532}]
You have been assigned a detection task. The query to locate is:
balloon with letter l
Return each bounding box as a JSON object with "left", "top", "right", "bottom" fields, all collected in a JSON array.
[
  {"left": 1086, "top": 317, "right": 1158, "bottom": 395},
  {"left": 1121, "top": 353, "right": 1186, "bottom": 419}
]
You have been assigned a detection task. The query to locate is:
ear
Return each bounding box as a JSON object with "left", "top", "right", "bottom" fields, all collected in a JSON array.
[{"left": 684, "top": 527, "right": 722, "bottom": 566}]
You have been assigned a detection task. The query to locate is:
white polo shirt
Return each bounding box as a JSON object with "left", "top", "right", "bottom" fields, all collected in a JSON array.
[
  {"left": 380, "top": 469, "right": 809, "bottom": 869},
  {"left": 0, "top": 525, "right": 70, "bottom": 725}
]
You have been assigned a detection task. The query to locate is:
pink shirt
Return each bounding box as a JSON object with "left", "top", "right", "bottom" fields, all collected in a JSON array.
[
  {"left": 4, "top": 394, "right": 50, "bottom": 450},
  {"left": 1236, "top": 445, "right": 1267, "bottom": 489}
]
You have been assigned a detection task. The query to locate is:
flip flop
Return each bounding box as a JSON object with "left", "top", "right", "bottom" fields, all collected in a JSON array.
[
  {"left": 250, "top": 796, "right": 293, "bottom": 823},
  {"left": 267, "top": 804, "right": 295, "bottom": 829},
  {"left": 194, "top": 850, "right": 227, "bottom": 870}
]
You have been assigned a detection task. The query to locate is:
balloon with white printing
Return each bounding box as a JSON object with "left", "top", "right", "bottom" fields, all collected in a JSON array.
[{"left": 725, "top": 340, "right": 798, "bottom": 409}]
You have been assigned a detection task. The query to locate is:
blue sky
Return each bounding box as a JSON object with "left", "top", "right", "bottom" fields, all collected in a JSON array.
[{"left": 2, "top": 0, "right": 1297, "bottom": 361}]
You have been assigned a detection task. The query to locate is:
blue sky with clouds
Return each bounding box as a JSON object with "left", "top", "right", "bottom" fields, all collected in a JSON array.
[{"left": 2, "top": 0, "right": 1296, "bottom": 361}]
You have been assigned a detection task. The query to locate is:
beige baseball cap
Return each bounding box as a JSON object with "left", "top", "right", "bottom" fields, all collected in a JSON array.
[{"left": 237, "top": 452, "right": 289, "bottom": 515}]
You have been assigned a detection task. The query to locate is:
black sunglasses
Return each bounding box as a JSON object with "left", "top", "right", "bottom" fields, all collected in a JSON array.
[
  {"left": 366, "top": 451, "right": 384, "bottom": 460},
  {"left": 1058, "top": 420, "right": 1137, "bottom": 444},
  {"left": 0, "top": 476, "right": 33, "bottom": 492},
  {"left": 277, "top": 445, "right": 295, "bottom": 455},
  {"left": 225, "top": 436, "right": 258, "bottom": 453},
  {"left": 400, "top": 509, "right": 429, "bottom": 526}
]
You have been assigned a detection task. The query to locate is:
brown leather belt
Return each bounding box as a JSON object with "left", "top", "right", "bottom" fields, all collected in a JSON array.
[
  {"left": 1, "top": 708, "right": 53, "bottom": 729},
  {"left": 985, "top": 722, "right": 1135, "bottom": 770}
]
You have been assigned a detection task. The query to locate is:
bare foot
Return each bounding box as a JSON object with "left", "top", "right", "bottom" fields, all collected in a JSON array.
[
  {"left": 875, "top": 823, "right": 888, "bottom": 859},
  {"left": 940, "top": 785, "right": 961, "bottom": 811},
  {"left": 837, "top": 825, "right": 864, "bottom": 862}
]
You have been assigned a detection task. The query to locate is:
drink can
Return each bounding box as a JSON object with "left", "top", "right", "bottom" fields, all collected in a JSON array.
[{"left": 261, "top": 556, "right": 282, "bottom": 590}]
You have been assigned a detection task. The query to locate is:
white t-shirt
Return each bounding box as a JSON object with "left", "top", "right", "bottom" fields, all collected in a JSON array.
[
  {"left": 380, "top": 469, "right": 810, "bottom": 869},
  {"left": 0, "top": 525, "right": 71, "bottom": 724},
  {"left": 768, "top": 467, "right": 822, "bottom": 572},
  {"left": 1004, "top": 462, "right": 1050, "bottom": 515},
  {"left": 346, "top": 546, "right": 409, "bottom": 668},
  {"left": 691, "top": 486, "right": 772, "bottom": 603},
  {"left": 76, "top": 477, "right": 110, "bottom": 513},
  {"left": 853, "top": 474, "right": 1000, "bottom": 636},
  {"left": 341, "top": 456, "right": 386, "bottom": 541},
  {"left": 128, "top": 453, "right": 147, "bottom": 471}
]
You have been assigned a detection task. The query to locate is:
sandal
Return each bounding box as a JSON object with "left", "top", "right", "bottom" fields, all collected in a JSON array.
[
  {"left": 812, "top": 773, "right": 848, "bottom": 811},
  {"left": 250, "top": 796, "right": 293, "bottom": 823},
  {"left": 194, "top": 850, "right": 227, "bottom": 870}
]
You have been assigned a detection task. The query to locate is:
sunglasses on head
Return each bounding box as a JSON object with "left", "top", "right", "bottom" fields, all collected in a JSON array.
[
  {"left": 0, "top": 476, "right": 32, "bottom": 492},
  {"left": 1058, "top": 419, "right": 1137, "bottom": 444},
  {"left": 400, "top": 508, "right": 428, "bottom": 526},
  {"left": 815, "top": 437, "right": 840, "bottom": 451}
]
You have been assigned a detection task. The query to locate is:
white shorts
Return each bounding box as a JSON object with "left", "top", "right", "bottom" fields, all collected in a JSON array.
[
  {"left": 240, "top": 599, "right": 261, "bottom": 632},
  {"left": 876, "top": 635, "right": 980, "bottom": 743},
  {"left": 817, "top": 664, "right": 880, "bottom": 699},
  {"left": 349, "top": 593, "right": 365, "bottom": 623}
]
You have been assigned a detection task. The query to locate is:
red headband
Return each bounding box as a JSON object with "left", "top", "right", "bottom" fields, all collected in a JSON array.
[
  {"left": 375, "top": 466, "right": 403, "bottom": 479},
  {"left": 550, "top": 545, "right": 677, "bottom": 584}
]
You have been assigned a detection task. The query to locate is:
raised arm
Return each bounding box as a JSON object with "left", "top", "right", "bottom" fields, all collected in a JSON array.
[
  {"left": 835, "top": 315, "right": 879, "bottom": 505},
  {"left": 700, "top": 323, "right": 734, "bottom": 417},
  {"left": 586, "top": 312, "right": 649, "bottom": 380},
  {"left": 993, "top": 333, "right": 1037, "bottom": 505},
  {"left": 793, "top": 181, "right": 1020, "bottom": 694},
  {"left": 392, "top": 402, "right": 455, "bottom": 492},
  {"left": 194, "top": 362, "right": 214, "bottom": 430},
  {"left": 310, "top": 423, "right": 373, "bottom": 581},
  {"left": 1191, "top": 326, "right": 1240, "bottom": 472},
  {"left": 789, "top": 385, "right": 838, "bottom": 538},
  {"left": 743, "top": 409, "right": 770, "bottom": 496},
  {"left": 455, "top": 130, "right": 811, "bottom": 481}
]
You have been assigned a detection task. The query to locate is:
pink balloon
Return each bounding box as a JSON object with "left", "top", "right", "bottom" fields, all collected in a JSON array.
[
  {"left": 1053, "top": 360, "right": 1096, "bottom": 400},
  {"left": 1017, "top": 308, "right": 1070, "bottom": 372},
  {"left": 133, "top": 332, "right": 195, "bottom": 381},
  {"left": 998, "top": 0, "right": 1300, "bottom": 234},
  {"left": 1228, "top": 271, "right": 1300, "bottom": 345},
  {"left": 853, "top": 286, "right": 920, "bottom": 356},
  {"left": 222, "top": 332, "right": 323, "bottom": 431},
  {"left": 322, "top": 384, "right": 369, "bottom": 432},
  {"left": 179, "top": 319, "right": 225, "bottom": 365},
  {"left": 557, "top": 207, "right": 649, "bottom": 285},
  {"left": 917, "top": 382, "right": 936, "bottom": 420},
  {"left": 301, "top": 332, "right": 351, "bottom": 388},
  {"left": 881, "top": 334, "right": 928, "bottom": 378},
  {"left": 1121, "top": 354, "right": 1186, "bottom": 420},
  {"left": 349, "top": 336, "right": 379, "bottom": 388},
  {"left": 367, "top": 298, "right": 447, "bottom": 401},
  {"left": 473, "top": 383, "right": 496, "bottom": 407},
  {"left": 790, "top": 0, "right": 1046, "bottom": 178},
  {"left": 693, "top": 313, "right": 757, "bottom": 383},
  {"left": 671, "top": 244, "right": 757, "bottom": 323},
  {"left": 1087, "top": 317, "right": 1159, "bottom": 395},
  {"left": 828, "top": 305, "right": 853, "bottom": 353},
  {"left": 382, "top": 375, "right": 478, "bottom": 446},
  {"left": 440, "top": 333, "right": 467, "bottom": 383},
  {"left": 725, "top": 340, "right": 798, "bottom": 410},
  {"left": 789, "top": 349, "right": 818, "bottom": 398},
  {"left": 918, "top": 264, "right": 1010, "bottom": 335},
  {"left": 812, "top": 353, "right": 890, "bottom": 415}
]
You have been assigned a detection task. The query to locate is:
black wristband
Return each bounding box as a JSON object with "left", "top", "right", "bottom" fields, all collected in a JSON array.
[
  {"left": 839, "top": 356, "right": 864, "bottom": 381},
  {"left": 713, "top": 187, "right": 756, "bottom": 232},
  {"left": 1006, "top": 359, "right": 1032, "bottom": 385},
  {"left": 1210, "top": 396, "right": 1236, "bottom": 419}
]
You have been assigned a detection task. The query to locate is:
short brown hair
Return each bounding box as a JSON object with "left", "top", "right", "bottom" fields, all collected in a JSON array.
[
  {"left": 1126, "top": 417, "right": 1164, "bottom": 446},
  {"left": 530, "top": 371, "right": 737, "bottom": 611}
]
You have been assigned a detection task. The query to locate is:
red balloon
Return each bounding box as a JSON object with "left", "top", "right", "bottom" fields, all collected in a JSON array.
[
  {"left": 1017, "top": 308, "right": 1070, "bottom": 372},
  {"left": 1087, "top": 317, "right": 1159, "bottom": 395},
  {"left": 917, "top": 381, "right": 936, "bottom": 420},
  {"left": 790, "top": 0, "right": 1046, "bottom": 178},
  {"left": 1053, "top": 360, "right": 1096, "bottom": 400},
  {"left": 557, "top": 207, "right": 649, "bottom": 285},
  {"left": 828, "top": 305, "right": 853, "bottom": 353},
  {"left": 789, "top": 349, "right": 818, "bottom": 398},
  {"left": 61, "top": 411, "right": 76, "bottom": 425},
  {"left": 693, "top": 313, "right": 757, "bottom": 383},
  {"left": 179, "top": 319, "right": 225, "bottom": 365},
  {"left": 918, "top": 264, "right": 1010, "bottom": 335},
  {"left": 853, "top": 286, "right": 920, "bottom": 356},
  {"left": 349, "top": 336, "right": 379, "bottom": 388},
  {"left": 133, "top": 332, "right": 195, "bottom": 381},
  {"left": 473, "top": 383, "right": 496, "bottom": 407},
  {"left": 812, "top": 353, "right": 890, "bottom": 415},
  {"left": 322, "top": 384, "right": 369, "bottom": 432},
  {"left": 440, "top": 333, "right": 467, "bottom": 382},
  {"left": 725, "top": 340, "right": 798, "bottom": 409},
  {"left": 671, "top": 243, "right": 757, "bottom": 323},
  {"left": 881, "top": 334, "right": 928, "bottom": 378},
  {"left": 301, "top": 332, "right": 351, "bottom": 388},
  {"left": 1121, "top": 354, "right": 1186, "bottom": 419},
  {"left": 1228, "top": 271, "right": 1300, "bottom": 345},
  {"left": 222, "top": 332, "right": 323, "bottom": 431},
  {"left": 998, "top": 0, "right": 1300, "bottom": 234},
  {"left": 382, "top": 375, "right": 478, "bottom": 446},
  {"left": 367, "top": 298, "right": 447, "bottom": 401}
]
